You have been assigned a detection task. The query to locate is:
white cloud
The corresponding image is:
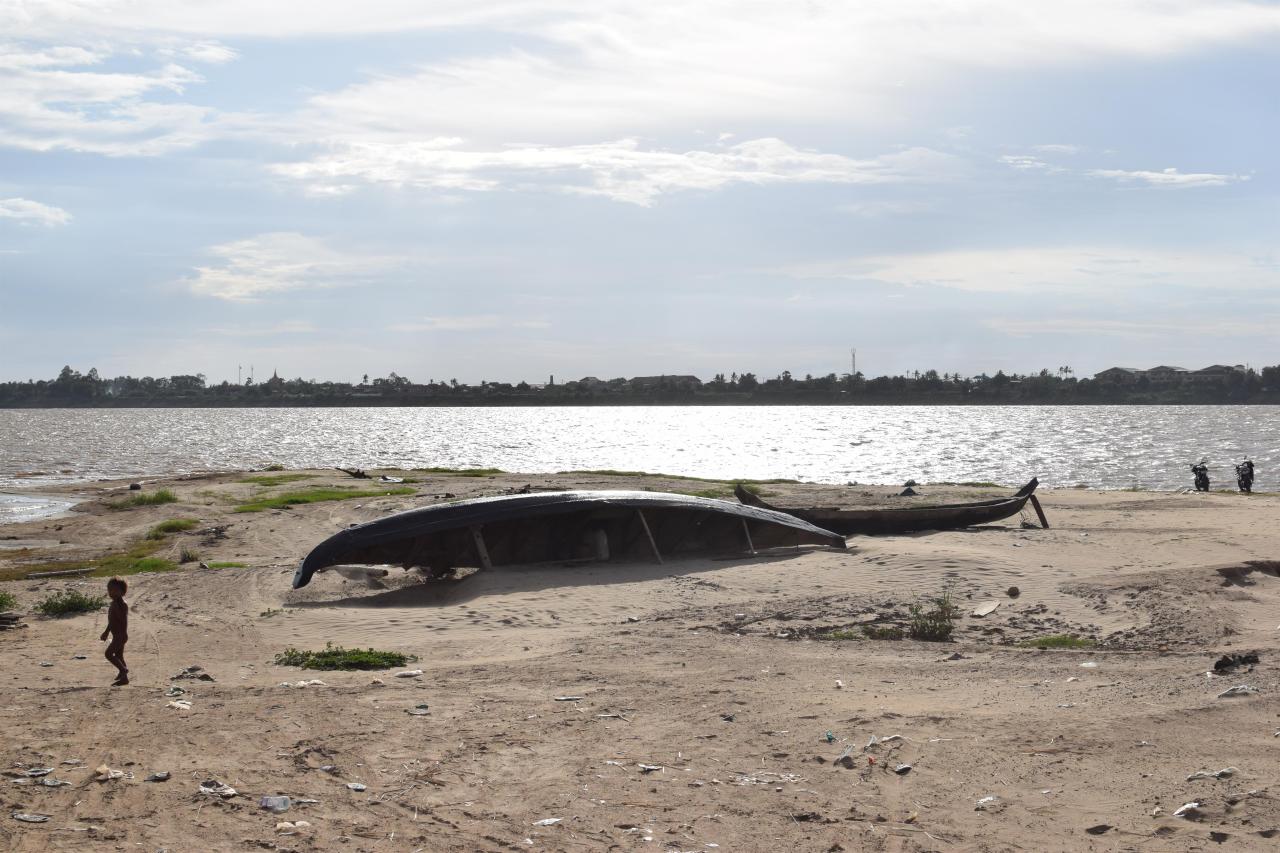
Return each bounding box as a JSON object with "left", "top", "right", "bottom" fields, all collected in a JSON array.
[
  {"left": 998, "top": 154, "right": 1060, "bottom": 172},
  {"left": 777, "top": 247, "right": 1279, "bottom": 294},
  {"left": 0, "top": 197, "right": 72, "bottom": 226},
  {"left": 274, "top": 138, "right": 960, "bottom": 205},
  {"left": 389, "top": 315, "right": 551, "bottom": 332},
  {"left": 185, "top": 232, "right": 398, "bottom": 301},
  {"left": 1088, "top": 167, "right": 1249, "bottom": 188},
  {"left": 182, "top": 42, "right": 238, "bottom": 64}
]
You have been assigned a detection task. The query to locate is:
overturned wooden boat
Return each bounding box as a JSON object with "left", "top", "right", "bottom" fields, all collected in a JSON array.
[
  {"left": 292, "top": 490, "right": 846, "bottom": 588},
  {"left": 735, "top": 479, "right": 1044, "bottom": 536}
]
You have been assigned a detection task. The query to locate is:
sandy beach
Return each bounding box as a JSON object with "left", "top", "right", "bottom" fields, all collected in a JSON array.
[{"left": 1, "top": 469, "right": 1278, "bottom": 851}]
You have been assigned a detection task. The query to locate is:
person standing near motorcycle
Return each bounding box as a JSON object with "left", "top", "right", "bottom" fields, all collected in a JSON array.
[
  {"left": 1236, "top": 460, "right": 1255, "bottom": 493},
  {"left": 1191, "top": 461, "right": 1210, "bottom": 492}
]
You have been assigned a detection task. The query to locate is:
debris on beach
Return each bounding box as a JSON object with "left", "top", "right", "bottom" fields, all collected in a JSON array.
[
  {"left": 1217, "top": 685, "right": 1259, "bottom": 699},
  {"left": 1187, "top": 767, "right": 1237, "bottom": 781},
  {"left": 971, "top": 601, "right": 1000, "bottom": 618},
  {"left": 279, "top": 679, "right": 326, "bottom": 688},
  {"left": 1213, "top": 652, "right": 1259, "bottom": 673},
  {"left": 166, "top": 699, "right": 193, "bottom": 711},
  {"left": 94, "top": 764, "right": 124, "bottom": 782},
  {"left": 1085, "top": 824, "right": 1113, "bottom": 835},
  {"left": 11, "top": 812, "right": 51, "bottom": 823},
  {"left": 554, "top": 695, "right": 583, "bottom": 701},
  {"left": 145, "top": 771, "right": 170, "bottom": 782},
  {"left": 975, "top": 795, "right": 1001, "bottom": 811},
  {"left": 259, "top": 795, "right": 291, "bottom": 813},
  {"left": 198, "top": 779, "right": 237, "bottom": 798},
  {"left": 36, "top": 778, "right": 70, "bottom": 787},
  {"left": 1078, "top": 661, "right": 1098, "bottom": 668},
  {"left": 893, "top": 763, "right": 913, "bottom": 775},
  {"left": 345, "top": 782, "right": 367, "bottom": 792},
  {"left": 395, "top": 670, "right": 423, "bottom": 678},
  {"left": 1173, "top": 802, "right": 1203, "bottom": 819},
  {"left": 533, "top": 818, "right": 563, "bottom": 826},
  {"left": 405, "top": 704, "right": 431, "bottom": 716},
  {"left": 23, "top": 767, "right": 53, "bottom": 777},
  {"left": 172, "top": 665, "right": 215, "bottom": 682}
]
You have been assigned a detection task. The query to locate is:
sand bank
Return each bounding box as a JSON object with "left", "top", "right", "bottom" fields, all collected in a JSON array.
[{"left": 1, "top": 469, "right": 1278, "bottom": 850}]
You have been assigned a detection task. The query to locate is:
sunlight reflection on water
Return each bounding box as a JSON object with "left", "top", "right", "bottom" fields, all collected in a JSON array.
[{"left": 0, "top": 405, "right": 1276, "bottom": 491}]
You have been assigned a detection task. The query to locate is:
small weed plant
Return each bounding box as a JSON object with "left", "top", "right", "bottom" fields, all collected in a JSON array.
[
  {"left": 274, "top": 643, "right": 417, "bottom": 671},
  {"left": 145, "top": 518, "right": 199, "bottom": 539},
  {"left": 206, "top": 561, "right": 247, "bottom": 569},
  {"left": 907, "top": 587, "right": 959, "bottom": 642},
  {"left": 36, "top": 589, "right": 106, "bottom": 617},
  {"left": 178, "top": 547, "right": 200, "bottom": 564},
  {"left": 0, "top": 590, "right": 17, "bottom": 611},
  {"left": 862, "top": 625, "right": 905, "bottom": 640},
  {"left": 110, "top": 489, "right": 178, "bottom": 509},
  {"left": 235, "top": 486, "right": 413, "bottom": 513},
  {"left": 1019, "top": 634, "right": 1096, "bottom": 650}
]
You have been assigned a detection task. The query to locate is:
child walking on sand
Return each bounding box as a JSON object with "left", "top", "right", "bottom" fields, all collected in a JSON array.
[{"left": 100, "top": 577, "right": 129, "bottom": 686}]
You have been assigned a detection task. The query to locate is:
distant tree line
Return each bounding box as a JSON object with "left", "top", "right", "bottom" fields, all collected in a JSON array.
[{"left": 1, "top": 364, "right": 1278, "bottom": 407}]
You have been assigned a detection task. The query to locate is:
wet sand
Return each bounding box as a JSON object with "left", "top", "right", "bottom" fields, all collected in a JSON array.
[{"left": 1, "top": 470, "right": 1278, "bottom": 850}]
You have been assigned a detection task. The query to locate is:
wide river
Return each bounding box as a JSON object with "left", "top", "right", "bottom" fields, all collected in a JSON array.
[{"left": 1, "top": 406, "right": 1275, "bottom": 495}]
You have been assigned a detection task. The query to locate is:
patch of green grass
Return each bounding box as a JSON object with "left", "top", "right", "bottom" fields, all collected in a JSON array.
[
  {"left": 234, "top": 486, "right": 414, "bottom": 513},
  {"left": 274, "top": 643, "right": 417, "bottom": 671},
  {"left": 240, "top": 473, "right": 318, "bottom": 486},
  {"left": 145, "top": 518, "right": 199, "bottom": 539},
  {"left": 935, "top": 481, "right": 1001, "bottom": 488},
  {"left": 862, "top": 625, "right": 905, "bottom": 640},
  {"left": 0, "top": 591, "right": 16, "bottom": 611},
  {"left": 560, "top": 469, "right": 799, "bottom": 485},
  {"left": 109, "top": 489, "right": 178, "bottom": 509},
  {"left": 4, "top": 538, "right": 180, "bottom": 582},
  {"left": 815, "top": 627, "right": 865, "bottom": 640},
  {"left": 262, "top": 463, "right": 287, "bottom": 471},
  {"left": 412, "top": 467, "right": 505, "bottom": 477},
  {"left": 907, "top": 588, "right": 958, "bottom": 642},
  {"left": 178, "top": 547, "right": 199, "bottom": 564},
  {"left": 206, "top": 561, "right": 247, "bottom": 569},
  {"left": 36, "top": 589, "right": 106, "bottom": 617},
  {"left": 1019, "top": 634, "right": 1096, "bottom": 650}
]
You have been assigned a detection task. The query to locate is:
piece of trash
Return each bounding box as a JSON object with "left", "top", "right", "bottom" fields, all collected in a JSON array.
[
  {"left": 834, "top": 679, "right": 843, "bottom": 689},
  {"left": 60, "top": 759, "right": 82, "bottom": 766},
  {"left": 198, "top": 779, "right": 237, "bottom": 798},
  {"left": 1057, "top": 703, "right": 1076, "bottom": 709},
  {"left": 346, "top": 782, "right": 367, "bottom": 792},
  {"left": 370, "top": 678, "right": 384, "bottom": 686},
  {"left": 971, "top": 601, "right": 1001, "bottom": 618},
  {"left": 94, "top": 764, "right": 124, "bottom": 782},
  {"left": 1085, "top": 824, "right": 1113, "bottom": 835},
  {"left": 1187, "top": 767, "right": 1237, "bottom": 781},
  {"left": 975, "top": 795, "right": 1000, "bottom": 811},
  {"left": 1217, "top": 685, "right": 1259, "bottom": 698},
  {"left": 1173, "top": 802, "right": 1202, "bottom": 819},
  {"left": 166, "top": 700, "right": 192, "bottom": 711},
  {"left": 406, "top": 704, "right": 431, "bottom": 716},
  {"left": 638, "top": 764, "right": 663, "bottom": 773},
  {"left": 165, "top": 686, "right": 186, "bottom": 697},
  {"left": 24, "top": 768, "right": 53, "bottom": 777},
  {"left": 1213, "top": 652, "right": 1260, "bottom": 672},
  {"left": 533, "top": 817, "right": 562, "bottom": 826},
  {"left": 295, "top": 798, "right": 319, "bottom": 804},
  {"left": 37, "top": 778, "right": 70, "bottom": 787},
  {"left": 554, "top": 696, "right": 583, "bottom": 701},
  {"left": 1078, "top": 661, "right": 1098, "bottom": 668},
  {"left": 145, "top": 771, "right": 170, "bottom": 782},
  {"left": 893, "top": 764, "right": 912, "bottom": 775},
  {"left": 39, "top": 662, "right": 53, "bottom": 667},
  {"left": 823, "top": 731, "right": 835, "bottom": 743},
  {"left": 1006, "top": 586, "right": 1021, "bottom": 598},
  {"left": 172, "top": 665, "right": 214, "bottom": 682},
  {"left": 276, "top": 821, "right": 296, "bottom": 833},
  {"left": 941, "top": 652, "right": 966, "bottom": 661},
  {"left": 1151, "top": 806, "right": 1164, "bottom": 817},
  {"left": 279, "top": 679, "right": 326, "bottom": 688},
  {"left": 259, "top": 796, "right": 291, "bottom": 813},
  {"left": 395, "top": 670, "right": 423, "bottom": 678},
  {"left": 720, "top": 713, "right": 735, "bottom": 722},
  {"left": 11, "top": 812, "right": 50, "bottom": 823},
  {"left": 72, "top": 654, "right": 87, "bottom": 660}
]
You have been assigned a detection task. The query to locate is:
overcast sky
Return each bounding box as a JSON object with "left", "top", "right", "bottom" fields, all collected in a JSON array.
[{"left": 1, "top": 1, "right": 1276, "bottom": 384}]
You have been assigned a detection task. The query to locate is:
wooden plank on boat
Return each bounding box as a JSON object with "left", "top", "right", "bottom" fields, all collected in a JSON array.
[
  {"left": 741, "top": 519, "right": 756, "bottom": 555},
  {"left": 971, "top": 600, "right": 1001, "bottom": 618},
  {"left": 469, "top": 525, "right": 493, "bottom": 570},
  {"left": 636, "top": 509, "right": 663, "bottom": 565}
]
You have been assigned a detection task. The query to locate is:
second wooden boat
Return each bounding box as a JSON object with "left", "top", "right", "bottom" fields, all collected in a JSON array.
[{"left": 735, "top": 479, "right": 1042, "bottom": 536}]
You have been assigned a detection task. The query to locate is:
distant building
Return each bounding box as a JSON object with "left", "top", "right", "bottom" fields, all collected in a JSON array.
[
  {"left": 1188, "top": 364, "right": 1247, "bottom": 383},
  {"left": 1145, "top": 365, "right": 1188, "bottom": 384},
  {"left": 629, "top": 375, "right": 703, "bottom": 391},
  {"left": 1094, "top": 367, "right": 1143, "bottom": 383},
  {"left": 1094, "top": 364, "right": 1248, "bottom": 384}
]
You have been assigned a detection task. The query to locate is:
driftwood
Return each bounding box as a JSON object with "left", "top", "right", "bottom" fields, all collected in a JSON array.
[
  {"left": 334, "top": 467, "right": 369, "bottom": 479},
  {"left": 25, "top": 567, "right": 96, "bottom": 579}
]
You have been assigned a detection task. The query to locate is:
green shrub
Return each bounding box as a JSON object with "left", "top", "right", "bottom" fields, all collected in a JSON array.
[
  {"left": 110, "top": 489, "right": 178, "bottom": 509},
  {"left": 206, "top": 561, "right": 246, "bottom": 569},
  {"left": 263, "top": 463, "right": 286, "bottom": 471},
  {"left": 862, "top": 625, "right": 905, "bottom": 640},
  {"left": 240, "top": 474, "right": 316, "bottom": 486},
  {"left": 145, "top": 518, "right": 199, "bottom": 539},
  {"left": 36, "top": 589, "right": 106, "bottom": 616},
  {"left": 907, "top": 589, "right": 958, "bottom": 642},
  {"left": 235, "top": 486, "right": 413, "bottom": 513},
  {"left": 274, "top": 643, "right": 417, "bottom": 671},
  {"left": 178, "top": 547, "right": 199, "bottom": 564},
  {"left": 1019, "top": 634, "right": 1096, "bottom": 650},
  {"left": 0, "top": 590, "right": 17, "bottom": 611}
]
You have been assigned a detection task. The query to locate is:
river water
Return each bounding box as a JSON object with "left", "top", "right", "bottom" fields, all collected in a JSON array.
[{"left": 0, "top": 406, "right": 1275, "bottom": 494}]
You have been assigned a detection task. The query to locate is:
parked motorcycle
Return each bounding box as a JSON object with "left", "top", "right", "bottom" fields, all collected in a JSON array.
[
  {"left": 1191, "top": 461, "right": 1210, "bottom": 492},
  {"left": 1236, "top": 460, "right": 1255, "bottom": 493}
]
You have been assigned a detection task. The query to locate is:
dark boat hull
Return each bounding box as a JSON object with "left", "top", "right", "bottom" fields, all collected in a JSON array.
[
  {"left": 735, "top": 479, "right": 1039, "bottom": 536},
  {"left": 293, "top": 490, "right": 846, "bottom": 588}
]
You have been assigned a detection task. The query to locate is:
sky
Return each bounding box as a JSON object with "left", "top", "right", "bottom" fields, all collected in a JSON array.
[{"left": 1, "top": 0, "right": 1277, "bottom": 384}]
